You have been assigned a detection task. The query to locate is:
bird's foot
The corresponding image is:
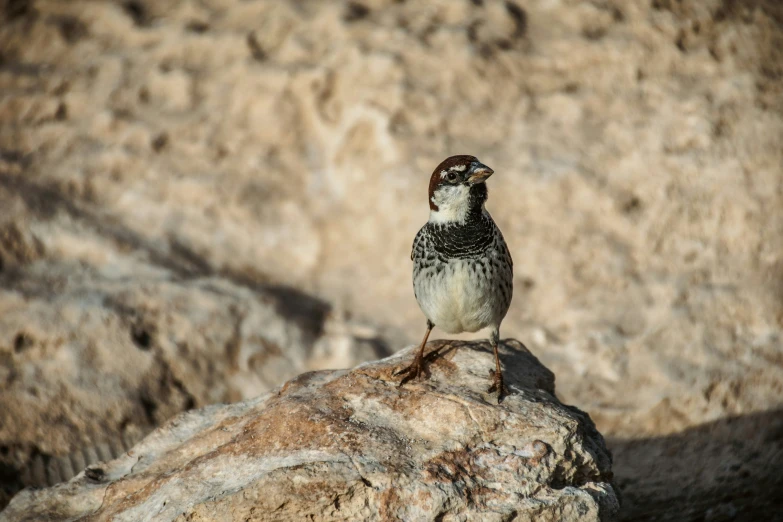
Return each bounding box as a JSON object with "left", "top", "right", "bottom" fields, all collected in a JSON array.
[
  {"left": 487, "top": 370, "right": 509, "bottom": 403},
  {"left": 394, "top": 356, "right": 427, "bottom": 386}
]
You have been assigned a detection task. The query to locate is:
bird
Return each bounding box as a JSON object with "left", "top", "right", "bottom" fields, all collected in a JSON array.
[{"left": 396, "top": 155, "right": 514, "bottom": 400}]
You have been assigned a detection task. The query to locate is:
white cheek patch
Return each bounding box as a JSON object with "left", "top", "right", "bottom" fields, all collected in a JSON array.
[{"left": 429, "top": 184, "right": 472, "bottom": 224}]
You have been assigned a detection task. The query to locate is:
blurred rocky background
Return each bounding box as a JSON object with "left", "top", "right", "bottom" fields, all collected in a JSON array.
[{"left": 0, "top": 0, "right": 782, "bottom": 519}]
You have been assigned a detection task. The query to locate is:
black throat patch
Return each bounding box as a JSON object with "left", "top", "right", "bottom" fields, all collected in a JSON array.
[{"left": 425, "top": 206, "right": 496, "bottom": 260}]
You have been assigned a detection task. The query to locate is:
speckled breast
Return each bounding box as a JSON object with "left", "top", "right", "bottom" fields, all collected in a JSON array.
[{"left": 412, "top": 214, "right": 513, "bottom": 334}]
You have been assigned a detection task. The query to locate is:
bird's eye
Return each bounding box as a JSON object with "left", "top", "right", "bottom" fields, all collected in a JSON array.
[{"left": 447, "top": 172, "right": 458, "bottom": 182}]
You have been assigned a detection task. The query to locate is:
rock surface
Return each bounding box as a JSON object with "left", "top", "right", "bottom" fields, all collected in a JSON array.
[
  {"left": 0, "top": 221, "right": 388, "bottom": 501},
  {"left": 0, "top": 340, "right": 617, "bottom": 522}
]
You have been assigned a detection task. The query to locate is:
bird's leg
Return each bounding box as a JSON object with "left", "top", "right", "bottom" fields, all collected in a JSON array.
[
  {"left": 487, "top": 328, "right": 508, "bottom": 401},
  {"left": 395, "top": 320, "right": 434, "bottom": 384}
]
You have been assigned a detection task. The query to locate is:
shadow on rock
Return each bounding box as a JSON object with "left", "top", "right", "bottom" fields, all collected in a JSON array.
[
  {"left": 402, "top": 338, "right": 556, "bottom": 395},
  {"left": 0, "top": 172, "right": 349, "bottom": 346},
  {"left": 610, "top": 408, "right": 783, "bottom": 522}
]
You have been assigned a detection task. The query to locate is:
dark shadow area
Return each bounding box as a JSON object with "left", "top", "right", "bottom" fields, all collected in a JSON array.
[{"left": 610, "top": 408, "right": 783, "bottom": 521}]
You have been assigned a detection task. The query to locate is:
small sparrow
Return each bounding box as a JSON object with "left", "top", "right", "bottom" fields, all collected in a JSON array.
[{"left": 397, "top": 155, "right": 513, "bottom": 400}]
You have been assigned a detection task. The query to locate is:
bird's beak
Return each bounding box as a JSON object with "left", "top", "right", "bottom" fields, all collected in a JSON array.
[{"left": 466, "top": 162, "right": 494, "bottom": 184}]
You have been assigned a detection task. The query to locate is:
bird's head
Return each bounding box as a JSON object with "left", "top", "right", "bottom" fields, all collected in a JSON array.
[{"left": 428, "top": 155, "right": 494, "bottom": 224}]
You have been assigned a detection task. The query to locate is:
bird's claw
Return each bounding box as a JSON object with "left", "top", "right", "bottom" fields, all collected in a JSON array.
[
  {"left": 487, "top": 371, "right": 509, "bottom": 403},
  {"left": 394, "top": 358, "right": 426, "bottom": 386}
]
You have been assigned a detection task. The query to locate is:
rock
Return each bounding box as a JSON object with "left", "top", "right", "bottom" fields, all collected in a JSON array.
[
  {"left": 0, "top": 251, "right": 388, "bottom": 503},
  {"left": 0, "top": 340, "right": 617, "bottom": 522}
]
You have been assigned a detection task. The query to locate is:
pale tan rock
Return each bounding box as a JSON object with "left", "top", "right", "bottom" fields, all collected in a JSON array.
[{"left": 0, "top": 340, "right": 617, "bottom": 522}]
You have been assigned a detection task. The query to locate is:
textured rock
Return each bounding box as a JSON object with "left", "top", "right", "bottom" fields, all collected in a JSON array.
[
  {"left": 0, "top": 232, "right": 388, "bottom": 501},
  {"left": 1, "top": 340, "right": 617, "bottom": 522}
]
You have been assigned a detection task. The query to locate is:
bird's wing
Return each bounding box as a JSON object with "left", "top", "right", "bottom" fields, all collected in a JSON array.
[{"left": 411, "top": 226, "right": 426, "bottom": 261}]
